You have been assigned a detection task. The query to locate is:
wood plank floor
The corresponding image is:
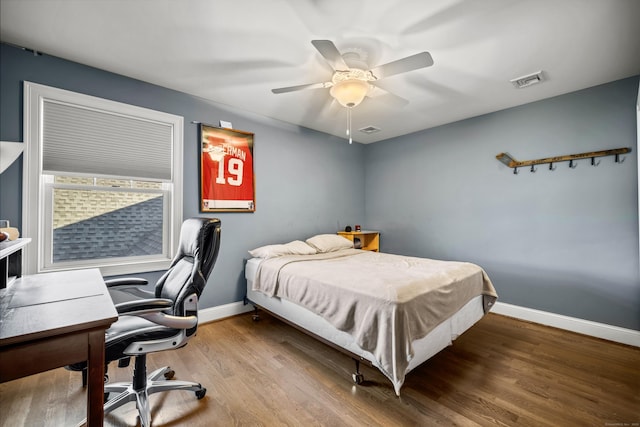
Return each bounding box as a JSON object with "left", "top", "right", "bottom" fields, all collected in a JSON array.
[{"left": 1, "top": 312, "right": 638, "bottom": 426}]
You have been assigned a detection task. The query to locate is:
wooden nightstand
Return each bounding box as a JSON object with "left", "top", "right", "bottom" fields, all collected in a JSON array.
[{"left": 337, "top": 230, "right": 380, "bottom": 252}]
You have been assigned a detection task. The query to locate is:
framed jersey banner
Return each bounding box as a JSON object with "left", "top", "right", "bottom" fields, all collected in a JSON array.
[{"left": 200, "top": 124, "right": 255, "bottom": 212}]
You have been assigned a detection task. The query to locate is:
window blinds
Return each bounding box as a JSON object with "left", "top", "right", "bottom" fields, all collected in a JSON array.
[{"left": 42, "top": 100, "right": 173, "bottom": 180}]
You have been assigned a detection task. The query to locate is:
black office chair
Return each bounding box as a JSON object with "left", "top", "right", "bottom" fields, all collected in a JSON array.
[{"left": 71, "top": 217, "right": 221, "bottom": 426}]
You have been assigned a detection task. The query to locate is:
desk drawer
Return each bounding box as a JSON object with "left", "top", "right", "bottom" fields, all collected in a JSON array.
[{"left": 0, "top": 331, "right": 88, "bottom": 382}]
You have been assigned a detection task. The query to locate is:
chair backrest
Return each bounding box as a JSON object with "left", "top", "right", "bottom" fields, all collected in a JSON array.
[{"left": 154, "top": 218, "right": 221, "bottom": 316}]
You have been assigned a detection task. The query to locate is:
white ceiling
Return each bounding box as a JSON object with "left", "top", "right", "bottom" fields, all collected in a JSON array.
[{"left": 1, "top": 0, "right": 639, "bottom": 144}]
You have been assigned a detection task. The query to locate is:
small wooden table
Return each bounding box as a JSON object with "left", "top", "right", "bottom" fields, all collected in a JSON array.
[
  {"left": 0, "top": 268, "right": 118, "bottom": 426},
  {"left": 337, "top": 230, "right": 380, "bottom": 252}
]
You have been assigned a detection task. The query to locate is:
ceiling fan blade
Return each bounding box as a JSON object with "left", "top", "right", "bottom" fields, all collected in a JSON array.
[
  {"left": 311, "top": 40, "right": 349, "bottom": 71},
  {"left": 369, "top": 52, "right": 434, "bottom": 80},
  {"left": 368, "top": 84, "right": 410, "bottom": 107},
  {"left": 271, "top": 82, "right": 329, "bottom": 94}
]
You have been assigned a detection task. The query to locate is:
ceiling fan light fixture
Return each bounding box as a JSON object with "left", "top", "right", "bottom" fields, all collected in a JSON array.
[{"left": 330, "top": 79, "right": 370, "bottom": 108}]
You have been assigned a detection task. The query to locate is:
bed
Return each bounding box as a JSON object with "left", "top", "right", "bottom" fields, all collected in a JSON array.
[{"left": 244, "top": 234, "right": 498, "bottom": 396}]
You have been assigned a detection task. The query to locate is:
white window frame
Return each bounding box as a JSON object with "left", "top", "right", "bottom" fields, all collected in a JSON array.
[
  {"left": 23, "top": 82, "right": 183, "bottom": 276},
  {"left": 637, "top": 80, "right": 640, "bottom": 268}
]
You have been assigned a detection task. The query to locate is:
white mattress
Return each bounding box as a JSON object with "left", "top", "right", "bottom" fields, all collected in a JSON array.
[{"left": 245, "top": 257, "right": 486, "bottom": 394}]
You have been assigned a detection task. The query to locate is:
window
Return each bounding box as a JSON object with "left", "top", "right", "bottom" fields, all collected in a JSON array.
[{"left": 23, "top": 82, "right": 183, "bottom": 276}]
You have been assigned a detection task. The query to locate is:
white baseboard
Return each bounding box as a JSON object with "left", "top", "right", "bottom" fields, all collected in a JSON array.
[
  {"left": 492, "top": 302, "right": 640, "bottom": 347},
  {"left": 198, "top": 301, "right": 253, "bottom": 324}
]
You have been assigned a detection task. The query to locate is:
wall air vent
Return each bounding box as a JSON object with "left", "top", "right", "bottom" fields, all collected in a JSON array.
[
  {"left": 510, "top": 71, "right": 544, "bottom": 89},
  {"left": 359, "top": 126, "right": 381, "bottom": 134}
]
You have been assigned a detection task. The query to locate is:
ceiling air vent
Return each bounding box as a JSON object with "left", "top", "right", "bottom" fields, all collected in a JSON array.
[
  {"left": 359, "top": 126, "right": 381, "bottom": 134},
  {"left": 510, "top": 71, "right": 544, "bottom": 89}
]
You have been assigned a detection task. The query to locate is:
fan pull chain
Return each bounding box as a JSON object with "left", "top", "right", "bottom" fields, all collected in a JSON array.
[{"left": 347, "top": 107, "right": 353, "bottom": 144}]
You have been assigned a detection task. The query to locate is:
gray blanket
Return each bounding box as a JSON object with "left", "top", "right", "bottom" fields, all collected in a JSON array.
[{"left": 252, "top": 249, "right": 498, "bottom": 395}]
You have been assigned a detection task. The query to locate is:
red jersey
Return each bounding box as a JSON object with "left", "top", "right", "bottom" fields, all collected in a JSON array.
[{"left": 201, "top": 130, "right": 254, "bottom": 210}]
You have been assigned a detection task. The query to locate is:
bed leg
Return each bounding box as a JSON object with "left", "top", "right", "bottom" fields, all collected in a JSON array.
[
  {"left": 352, "top": 359, "right": 364, "bottom": 385},
  {"left": 251, "top": 306, "right": 260, "bottom": 321}
]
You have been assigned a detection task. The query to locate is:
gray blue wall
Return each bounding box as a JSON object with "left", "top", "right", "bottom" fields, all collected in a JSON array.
[
  {"left": 1, "top": 43, "right": 638, "bottom": 331},
  {"left": 364, "top": 76, "right": 640, "bottom": 330},
  {"left": 0, "top": 43, "right": 366, "bottom": 308}
]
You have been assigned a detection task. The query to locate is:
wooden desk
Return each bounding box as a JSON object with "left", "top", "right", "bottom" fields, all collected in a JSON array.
[{"left": 0, "top": 269, "right": 118, "bottom": 426}]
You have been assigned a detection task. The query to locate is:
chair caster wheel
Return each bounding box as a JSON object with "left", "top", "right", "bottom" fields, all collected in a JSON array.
[
  {"left": 164, "top": 369, "right": 175, "bottom": 380},
  {"left": 195, "top": 388, "right": 207, "bottom": 399},
  {"left": 352, "top": 373, "right": 364, "bottom": 384},
  {"left": 252, "top": 314, "right": 260, "bottom": 321}
]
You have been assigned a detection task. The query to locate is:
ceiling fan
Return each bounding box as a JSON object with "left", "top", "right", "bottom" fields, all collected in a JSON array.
[{"left": 271, "top": 40, "right": 434, "bottom": 110}]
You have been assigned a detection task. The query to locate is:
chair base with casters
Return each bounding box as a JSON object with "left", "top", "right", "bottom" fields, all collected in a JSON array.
[{"left": 102, "top": 354, "right": 206, "bottom": 427}]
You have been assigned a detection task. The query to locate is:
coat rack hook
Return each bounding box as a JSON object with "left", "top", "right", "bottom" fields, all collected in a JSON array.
[
  {"left": 549, "top": 162, "right": 556, "bottom": 171},
  {"left": 615, "top": 153, "right": 626, "bottom": 164},
  {"left": 530, "top": 165, "right": 536, "bottom": 173},
  {"left": 569, "top": 159, "right": 577, "bottom": 169},
  {"left": 591, "top": 157, "right": 600, "bottom": 167},
  {"left": 513, "top": 167, "right": 518, "bottom": 175}
]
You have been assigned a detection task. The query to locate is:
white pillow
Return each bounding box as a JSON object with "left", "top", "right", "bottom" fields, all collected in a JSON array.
[
  {"left": 306, "top": 234, "right": 354, "bottom": 253},
  {"left": 248, "top": 240, "right": 317, "bottom": 259}
]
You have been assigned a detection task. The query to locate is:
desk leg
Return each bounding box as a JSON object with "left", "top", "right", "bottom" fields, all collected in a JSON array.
[{"left": 86, "top": 330, "right": 106, "bottom": 427}]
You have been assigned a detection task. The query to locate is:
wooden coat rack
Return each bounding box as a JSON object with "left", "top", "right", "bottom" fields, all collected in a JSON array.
[{"left": 496, "top": 147, "right": 631, "bottom": 174}]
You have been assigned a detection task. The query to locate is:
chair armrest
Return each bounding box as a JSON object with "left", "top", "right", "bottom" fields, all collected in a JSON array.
[
  {"left": 115, "top": 298, "right": 173, "bottom": 315},
  {"left": 104, "top": 277, "right": 149, "bottom": 292},
  {"left": 140, "top": 312, "right": 198, "bottom": 329},
  {"left": 105, "top": 277, "right": 149, "bottom": 287},
  {"left": 106, "top": 277, "right": 154, "bottom": 299},
  {"left": 115, "top": 298, "right": 198, "bottom": 329}
]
